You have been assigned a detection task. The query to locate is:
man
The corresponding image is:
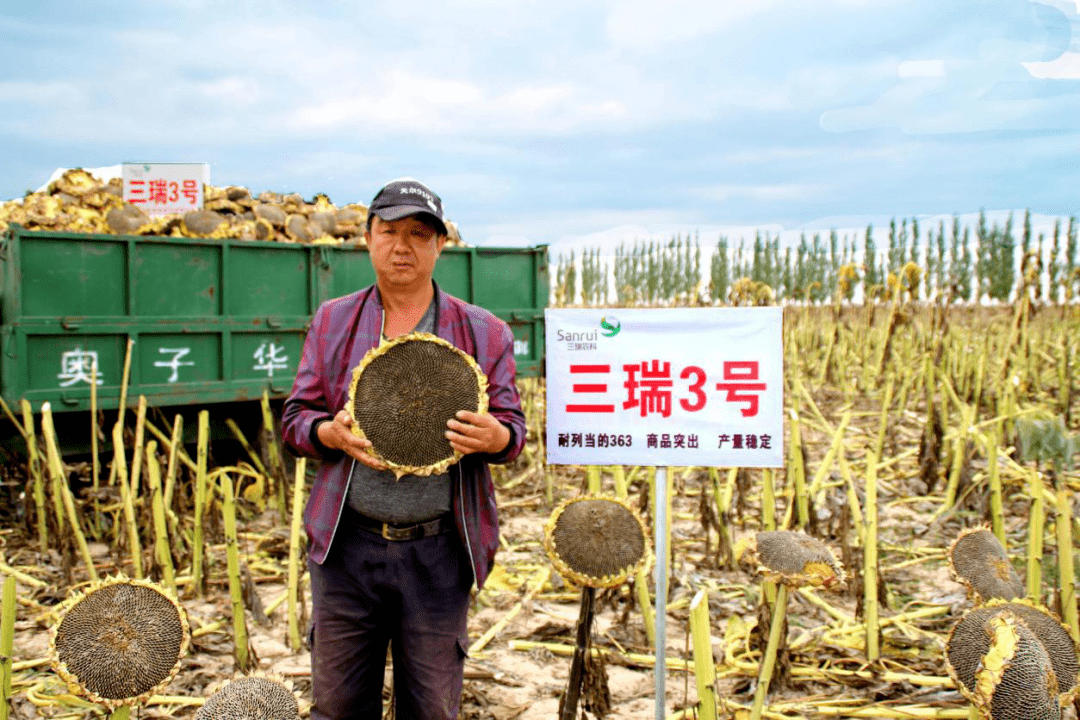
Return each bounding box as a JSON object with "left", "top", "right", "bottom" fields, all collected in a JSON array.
[{"left": 282, "top": 178, "right": 526, "bottom": 719}]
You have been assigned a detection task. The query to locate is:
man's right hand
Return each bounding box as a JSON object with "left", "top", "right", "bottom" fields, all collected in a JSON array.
[{"left": 317, "top": 410, "right": 389, "bottom": 470}]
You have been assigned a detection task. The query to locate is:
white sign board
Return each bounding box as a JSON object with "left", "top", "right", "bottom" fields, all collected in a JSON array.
[
  {"left": 545, "top": 307, "right": 784, "bottom": 467},
  {"left": 121, "top": 162, "right": 209, "bottom": 217}
]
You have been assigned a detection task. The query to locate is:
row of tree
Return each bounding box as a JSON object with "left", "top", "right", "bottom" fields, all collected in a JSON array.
[{"left": 552, "top": 210, "right": 1080, "bottom": 306}]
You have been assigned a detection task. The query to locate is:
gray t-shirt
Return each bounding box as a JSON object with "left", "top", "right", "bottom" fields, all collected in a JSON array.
[{"left": 346, "top": 298, "right": 453, "bottom": 523}]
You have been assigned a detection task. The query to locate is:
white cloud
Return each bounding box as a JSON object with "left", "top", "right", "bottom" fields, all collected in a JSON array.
[
  {"left": 821, "top": 1, "right": 1080, "bottom": 135},
  {"left": 0, "top": 2, "right": 889, "bottom": 147},
  {"left": 0, "top": 81, "right": 85, "bottom": 105},
  {"left": 602, "top": 0, "right": 904, "bottom": 50},
  {"left": 194, "top": 76, "right": 267, "bottom": 104},
  {"left": 420, "top": 171, "right": 519, "bottom": 208},
  {"left": 291, "top": 73, "right": 483, "bottom": 133},
  {"left": 604, "top": 0, "right": 781, "bottom": 49},
  {"left": 5, "top": 0, "right": 1080, "bottom": 233},
  {"left": 715, "top": 85, "right": 791, "bottom": 112},
  {"left": 820, "top": 67, "right": 1080, "bottom": 134},
  {"left": 1030, "top": 0, "right": 1080, "bottom": 13},
  {"left": 1023, "top": 50, "right": 1080, "bottom": 77},
  {"left": 475, "top": 208, "right": 718, "bottom": 249},
  {"left": 690, "top": 183, "right": 825, "bottom": 203},
  {"left": 722, "top": 147, "right": 820, "bottom": 164},
  {"left": 898, "top": 60, "right": 947, "bottom": 78},
  {"left": 720, "top": 145, "right": 901, "bottom": 165},
  {"left": 290, "top": 72, "right": 629, "bottom": 135}
]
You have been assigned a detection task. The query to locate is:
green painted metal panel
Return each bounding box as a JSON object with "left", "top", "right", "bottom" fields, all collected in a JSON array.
[
  {"left": 534, "top": 247, "right": 550, "bottom": 309},
  {"left": 495, "top": 312, "right": 544, "bottom": 377},
  {"left": 228, "top": 245, "right": 311, "bottom": 316},
  {"left": 433, "top": 252, "right": 471, "bottom": 302},
  {"left": 1, "top": 226, "right": 547, "bottom": 423},
  {"left": 474, "top": 250, "right": 539, "bottom": 310},
  {"left": 230, "top": 331, "right": 305, "bottom": 387},
  {"left": 326, "top": 248, "right": 376, "bottom": 301},
  {"left": 506, "top": 316, "right": 535, "bottom": 372},
  {"left": 14, "top": 383, "right": 291, "bottom": 411},
  {"left": 26, "top": 333, "right": 124, "bottom": 392},
  {"left": 21, "top": 236, "right": 126, "bottom": 318},
  {"left": 134, "top": 243, "right": 221, "bottom": 316},
  {"left": 138, "top": 333, "right": 222, "bottom": 385}
]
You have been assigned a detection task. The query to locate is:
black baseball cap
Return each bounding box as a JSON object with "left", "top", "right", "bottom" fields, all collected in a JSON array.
[{"left": 368, "top": 178, "right": 447, "bottom": 236}]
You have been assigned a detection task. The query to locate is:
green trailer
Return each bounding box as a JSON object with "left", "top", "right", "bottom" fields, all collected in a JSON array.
[{"left": 0, "top": 224, "right": 547, "bottom": 451}]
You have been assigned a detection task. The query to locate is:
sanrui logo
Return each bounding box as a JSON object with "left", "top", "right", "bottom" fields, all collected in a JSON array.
[{"left": 600, "top": 316, "right": 621, "bottom": 337}]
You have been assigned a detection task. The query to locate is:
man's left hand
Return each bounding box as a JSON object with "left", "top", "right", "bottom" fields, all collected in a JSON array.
[{"left": 446, "top": 410, "right": 510, "bottom": 456}]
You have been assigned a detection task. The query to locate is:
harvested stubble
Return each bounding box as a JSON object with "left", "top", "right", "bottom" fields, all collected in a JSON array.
[
  {"left": 1, "top": 576, "right": 14, "bottom": 720},
  {"left": 5, "top": 280, "right": 1080, "bottom": 720}
]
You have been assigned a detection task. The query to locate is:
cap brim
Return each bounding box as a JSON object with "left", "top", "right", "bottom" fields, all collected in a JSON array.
[{"left": 373, "top": 206, "right": 447, "bottom": 235}]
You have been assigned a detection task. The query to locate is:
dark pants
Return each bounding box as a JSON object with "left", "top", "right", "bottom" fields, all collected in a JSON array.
[{"left": 308, "top": 510, "right": 473, "bottom": 720}]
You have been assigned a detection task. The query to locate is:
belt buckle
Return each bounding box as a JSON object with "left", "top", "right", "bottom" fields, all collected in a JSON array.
[{"left": 381, "top": 523, "right": 410, "bottom": 541}]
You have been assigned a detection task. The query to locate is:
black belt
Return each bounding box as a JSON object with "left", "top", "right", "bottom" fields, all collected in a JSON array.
[{"left": 352, "top": 511, "right": 453, "bottom": 542}]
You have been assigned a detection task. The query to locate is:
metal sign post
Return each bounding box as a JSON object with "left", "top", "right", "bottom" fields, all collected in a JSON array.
[{"left": 653, "top": 465, "right": 668, "bottom": 720}]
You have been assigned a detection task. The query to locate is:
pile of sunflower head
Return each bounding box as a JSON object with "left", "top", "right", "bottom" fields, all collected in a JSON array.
[{"left": 0, "top": 168, "right": 464, "bottom": 246}]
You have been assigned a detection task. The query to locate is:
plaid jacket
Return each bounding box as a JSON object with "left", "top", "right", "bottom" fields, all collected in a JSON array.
[{"left": 281, "top": 282, "right": 526, "bottom": 590}]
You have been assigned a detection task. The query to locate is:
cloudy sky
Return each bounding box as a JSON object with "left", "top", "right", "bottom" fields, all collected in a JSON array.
[{"left": 4, "top": 0, "right": 1080, "bottom": 247}]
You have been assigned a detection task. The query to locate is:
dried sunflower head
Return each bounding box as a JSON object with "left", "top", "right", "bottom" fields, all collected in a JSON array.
[
  {"left": 347, "top": 332, "right": 488, "bottom": 478},
  {"left": 49, "top": 575, "right": 190, "bottom": 710},
  {"left": 544, "top": 495, "right": 652, "bottom": 588},
  {"left": 945, "top": 600, "right": 1079, "bottom": 708},
  {"left": 753, "top": 530, "right": 846, "bottom": 590},
  {"left": 948, "top": 611, "right": 1061, "bottom": 720},
  {"left": 51, "top": 168, "right": 101, "bottom": 197},
  {"left": 948, "top": 526, "right": 1024, "bottom": 603},
  {"left": 195, "top": 674, "right": 299, "bottom": 720},
  {"left": 981, "top": 613, "right": 1060, "bottom": 720}
]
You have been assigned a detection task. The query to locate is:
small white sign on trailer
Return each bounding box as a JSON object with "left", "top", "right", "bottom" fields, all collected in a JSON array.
[{"left": 121, "top": 162, "right": 209, "bottom": 217}]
